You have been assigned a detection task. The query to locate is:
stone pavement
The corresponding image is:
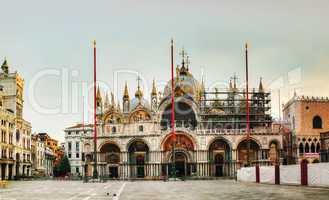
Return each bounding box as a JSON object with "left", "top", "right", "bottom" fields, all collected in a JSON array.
[{"left": 1, "top": 180, "right": 329, "bottom": 200}]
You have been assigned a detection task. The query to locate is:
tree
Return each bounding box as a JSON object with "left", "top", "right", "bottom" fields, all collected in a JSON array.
[{"left": 54, "top": 155, "right": 71, "bottom": 177}]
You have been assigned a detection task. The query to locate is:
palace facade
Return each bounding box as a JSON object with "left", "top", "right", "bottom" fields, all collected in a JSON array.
[
  {"left": 0, "top": 59, "right": 32, "bottom": 180},
  {"left": 283, "top": 94, "right": 329, "bottom": 163},
  {"left": 65, "top": 51, "right": 284, "bottom": 179}
]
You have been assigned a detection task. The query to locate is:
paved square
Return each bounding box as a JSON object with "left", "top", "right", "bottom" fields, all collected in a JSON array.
[{"left": 1, "top": 180, "right": 329, "bottom": 200}]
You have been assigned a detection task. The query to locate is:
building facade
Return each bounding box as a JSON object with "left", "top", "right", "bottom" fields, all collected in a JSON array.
[
  {"left": 31, "top": 134, "right": 45, "bottom": 176},
  {"left": 64, "top": 124, "right": 92, "bottom": 176},
  {"left": 283, "top": 95, "right": 329, "bottom": 163},
  {"left": 65, "top": 52, "right": 284, "bottom": 179},
  {"left": 35, "top": 133, "right": 58, "bottom": 176},
  {"left": 0, "top": 59, "right": 32, "bottom": 180}
]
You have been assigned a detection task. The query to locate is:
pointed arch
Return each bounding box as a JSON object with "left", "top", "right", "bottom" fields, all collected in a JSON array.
[
  {"left": 299, "top": 143, "right": 304, "bottom": 155},
  {"left": 128, "top": 108, "right": 151, "bottom": 123},
  {"left": 305, "top": 143, "right": 310, "bottom": 153},
  {"left": 311, "top": 142, "right": 316, "bottom": 153}
]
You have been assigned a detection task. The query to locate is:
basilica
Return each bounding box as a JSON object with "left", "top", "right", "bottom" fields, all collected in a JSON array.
[{"left": 65, "top": 52, "right": 283, "bottom": 179}]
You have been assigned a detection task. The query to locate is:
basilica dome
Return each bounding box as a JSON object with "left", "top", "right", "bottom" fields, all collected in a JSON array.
[
  {"left": 163, "top": 65, "right": 201, "bottom": 100},
  {"left": 130, "top": 97, "right": 151, "bottom": 112},
  {"left": 129, "top": 84, "right": 151, "bottom": 112}
]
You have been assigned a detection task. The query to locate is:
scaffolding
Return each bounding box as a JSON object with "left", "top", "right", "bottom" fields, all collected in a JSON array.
[{"left": 200, "top": 88, "right": 272, "bottom": 130}]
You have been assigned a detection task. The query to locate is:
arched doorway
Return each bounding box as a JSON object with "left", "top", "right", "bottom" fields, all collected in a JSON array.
[
  {"left": 161, "top": 101, "right": 197, "bottom": 129},
  {"left": 214, "top": 154, "right": 224, "bottom": 176},
  {"left": 170, "top": 151, "right": 188, "bottom": 177},
  {"left": 128, "top": 140, "right": 149, "bottom": 178},
  {"left": 100, "top": 142, "right": 120, "bottom": 178},
  {"left": 208, "top": 139, "right": 231, "bottom": 177},
  {"left": 162, "top": 133, "right": 195, "bottom": 177},
  {"left": 237, "top": 139, "right": 260, "bottom": 166}
]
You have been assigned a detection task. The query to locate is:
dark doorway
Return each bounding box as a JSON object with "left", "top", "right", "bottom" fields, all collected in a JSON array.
[
  {"left": 109, "top": 166, "right": 118, "bottom": 178},
  {"left": 172, "top": 152, "right": 187, "bottom": 177},
  {"left": 8, "top": 165, "right": 13, "bottom": 180},
  {"left": 175, "top": 161, "right": 185, "bottom": 177},
  {"left": 136, "top": 155, "right": 145, "bottom": 178},
  {"left": 128, "top": 140, "right": 149, "bottom": 178},
  {"left": 215, "top": 154, "right": 224, "bottom": 177},
  {"left": 1, "top": 164, "right": 5, "bottom": 180}
]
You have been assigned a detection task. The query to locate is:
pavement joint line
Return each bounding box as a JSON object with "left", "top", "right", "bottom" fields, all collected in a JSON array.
[{"left": 117, "top": 182, "right": 127, "bottom": 200}]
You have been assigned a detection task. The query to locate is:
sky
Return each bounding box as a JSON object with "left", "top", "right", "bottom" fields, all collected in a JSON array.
[{"left": 1, "top": 0, "right": 329, "bottom": 142}]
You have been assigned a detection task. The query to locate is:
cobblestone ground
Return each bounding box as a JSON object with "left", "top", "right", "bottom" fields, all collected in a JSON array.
[{"left": 1, "top": 180, "right": 329, "bottom": 200}]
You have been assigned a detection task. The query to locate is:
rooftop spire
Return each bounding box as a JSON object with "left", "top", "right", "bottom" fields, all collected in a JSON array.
[
  {"left": 104, "top": 93, "right": 110, "bottom": 108},
  {"left": 111, "top": 92, "right": 116, "bottom": 109},
  {"left": 232, "top": 73, "right": 238, "bottom": 90},
  {"left": 151, "top": 79, "right": 157, "bottom": 95},
  {"left": 123, "top": 81, "right": 129, "bottom": 99},
  {"left": 180, "top": 48, "right": 187, "bottom": 68},
  {"left": 135, "top": 75, "right": 143, "bottom": 99},
  {"left": 96, "top": 85, "right": 101, "bottom": 99},
  {"left": 259, "top": 77, "right": 264, "bottom": 93},
  {"left": 186, "top": 55, "right": 190, "bottom": 71},
  {"left": 229, "top": 79, "right": 233, "bottom": 91},
  {"left": 201, "top": 75, "right": 205, "bottom": 93}
]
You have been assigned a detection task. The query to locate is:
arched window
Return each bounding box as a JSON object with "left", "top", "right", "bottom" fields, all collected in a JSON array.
[
  {"left": 316, "top": 143, "right": 321, "bottom": 153},
  {"left": 299, "top": 143, "right": 304, "bottom": 155},
  {"left": 313, "top": 116, "right": 322, "bottom": 129},
  {"left": 305, "top": 143, "right": 310, "bottom": 153},
  {"left": 111, "top": 126, "right": 116, "bottom": 133},
  {"left": 311, "top": 143, "right": 315, "bottom": 153}
]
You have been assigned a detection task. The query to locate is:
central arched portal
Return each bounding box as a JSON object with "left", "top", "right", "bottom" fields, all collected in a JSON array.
[
  {"left": 162, "top": 133, "right": 195, "bottom": 177},
  {"left": 128, "top": 140, "right": 149, "bottom": 178},
  {"left": 171, "top": 151, "right": 188, "bottom": 177}
]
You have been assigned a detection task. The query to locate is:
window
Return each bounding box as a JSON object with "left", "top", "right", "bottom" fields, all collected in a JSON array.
[
  {"left": 311, "top": 143, "right": 316, "bottom": 153},
  {"left": 305, "top": 143, "right": 310, "bottom": 153},
  {"left": 313, "top": 116, "right": 322, "bottom": 129},
  {"left": 68, "top": 153, "right": 71, "bottom": 158},
  {"left": 76, "top": 153, "right": 80, "bottom": 158},
  {"left": 76, "top": 142, "right": 80, "bottom": 152},
  {"left": 68, "top": 142, "right": 72, "bottom": 151},
  {"left": 139, "top": 125, "right": 144, "bottom": 132},
  {"left": 76, "top": 167, "right": 79, "bottom": 173},
  {"left": 112, "top": 126, "right": 116, "bottom": 133},
  {"left": 82, "top": 153, "right": 85, "bottom": 161}
]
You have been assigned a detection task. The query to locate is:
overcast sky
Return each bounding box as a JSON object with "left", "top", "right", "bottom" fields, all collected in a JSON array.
[{"left": 1, "top": 0, "right": 329, "bottom": 142}]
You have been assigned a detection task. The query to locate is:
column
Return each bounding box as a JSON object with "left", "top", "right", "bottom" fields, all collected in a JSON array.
[
  {"left": 232, "top": 149, "right": 237, "bottom": 161},
  {"left": 0, "top": 164, "right": 2, "bottom": 180}
]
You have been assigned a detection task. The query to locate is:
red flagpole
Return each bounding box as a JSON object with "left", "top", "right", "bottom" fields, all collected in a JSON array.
[
  {"left": 170, "top": 39, "right": 176, "bottom": 179},
  {"left": 82, "top": 95, "right": 84, "bottom": 131},
  {"left": 171, "top": 39, "right": 175, "bottom": 140},
  {"left": 93, "top": 40, "right": 97, "bottom": 142},
  {"left": 93, "top": 40, "right": 98, "bottom": 178},
  {"left": 245, "top": 43, "right": 251, "bottom": 166}
]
